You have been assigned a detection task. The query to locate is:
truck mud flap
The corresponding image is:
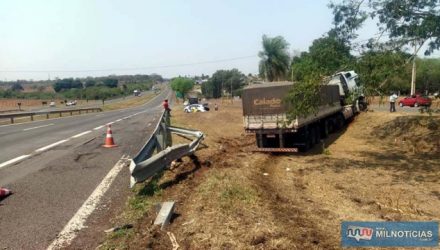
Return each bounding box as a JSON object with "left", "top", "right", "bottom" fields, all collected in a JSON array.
[{"left": 252, "top": 147, "right": 298, "bottom": 153}]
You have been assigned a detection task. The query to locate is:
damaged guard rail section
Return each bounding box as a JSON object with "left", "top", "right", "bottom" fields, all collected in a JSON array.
[{"left": 129, "top": 111, "right": 204, "bottom": 188}]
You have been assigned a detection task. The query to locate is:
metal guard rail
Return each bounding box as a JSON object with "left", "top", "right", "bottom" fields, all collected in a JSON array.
[
  {"left": 129, "top": 111, "right": 204, "bottom": 188},
  {"left": 0, "top": 108, "right": 102, "bottom": 123}
]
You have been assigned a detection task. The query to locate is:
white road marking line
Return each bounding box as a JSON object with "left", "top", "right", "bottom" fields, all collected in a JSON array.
[
  {"left": 71, "top": 131, "right": 91, "bottom": 138},
  {"left": 47, "top": 156, "right": 129, "bottom": 250},
  {"left": 106, "top": 122, "right": 114, "bottom": 125},
  {"left": 115, "top": 119, "right": 122, "bottom": 122},
  {"left": 0, "top": 155, "right": 31, "bottom": 169},
  {"left": 35, "top": 139, "right": 69, "bottom": 152},
  {"left": 23, "top": 123, "right": 54, "bottom": 131},
  {"left": 95, "top": 114, "right": 103, "bottom": 117},
  {"left": 93, "top": 125, "right": 104, "bottom": 130}
]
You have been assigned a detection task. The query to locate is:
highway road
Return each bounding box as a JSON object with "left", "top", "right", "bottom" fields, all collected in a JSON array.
[{"left": 0, "top": 88, "right": 172, "bottom": 249}]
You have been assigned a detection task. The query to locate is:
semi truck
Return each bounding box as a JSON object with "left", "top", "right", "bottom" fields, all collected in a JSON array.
[{"left": 242, "top": 71, "right": 366, "bottom": 152}]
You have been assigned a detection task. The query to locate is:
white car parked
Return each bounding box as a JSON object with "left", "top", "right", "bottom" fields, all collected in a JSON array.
[{"left": 184, "top": 104, "right": 208, "bottom": 113}]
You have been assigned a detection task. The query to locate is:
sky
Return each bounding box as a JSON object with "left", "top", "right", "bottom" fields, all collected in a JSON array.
[{"left": 0, "top": 0, "right": 434, "bottom": 81}]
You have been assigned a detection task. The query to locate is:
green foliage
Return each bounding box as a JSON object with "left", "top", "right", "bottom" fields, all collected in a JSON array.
[
  {"left": 417, "top": 58, "right": 440, "bottom": 93},
  {"left": 84, "top": 79, "right": 96, "bottom": 88},
  {"left": 330, "top": 0, "right": 440, "bottom": 55},
  {"left": 10, "top": 83, "right": 24, "bottom": 92},
  {"left": 202, "top": 69, "right": 245, "bottom": 98},
  {"left": 103, "top": 78, "right": 118, "bottom": 88},
  {"left": 53, "top": 78, "right": 83, "bottom": 92},
  {"left": 290, "top": 53, "right": 321, "bottom": 83},
  {"left": 123, "top": 82, "right": 153, "bottom": 94},
  {"left": 170, "top": 77, "right": 194, "bottom": 98},
  {"left": 291, "top": 35, "right": 353, "bottom": 82},
  {"left": 258, "top": 35, "right": 290, "bottom": 81},
  {"left": 283, "top": 81, "right": 322, "bottom": 119},
  {"left": 355, "top": 50, "right": 411, "bottom": 94},
  {"left": 0, "top": 89, "right": 56, "bottom": 99}
]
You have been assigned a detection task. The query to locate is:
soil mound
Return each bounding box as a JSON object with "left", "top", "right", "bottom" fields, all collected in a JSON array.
[{"left": 373, "top": 116, "right": 440, "bottom": 153}]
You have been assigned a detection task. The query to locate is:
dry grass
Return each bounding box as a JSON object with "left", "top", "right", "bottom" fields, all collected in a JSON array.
[{"left": 101, "top": 93, "right": 157, "bottom": 111}]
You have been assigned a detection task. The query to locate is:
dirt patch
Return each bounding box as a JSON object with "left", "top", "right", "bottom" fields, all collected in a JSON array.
[
  {"left": 99, "top": 101, "right": 440, "bottom": 249},
  {"left": 373, "top": 115, "right": 440, "bottom": 154}
]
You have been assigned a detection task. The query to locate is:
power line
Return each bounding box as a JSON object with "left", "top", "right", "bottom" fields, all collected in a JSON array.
[{"left": 0, "top": 55, "right": 258, "bottom": 73}]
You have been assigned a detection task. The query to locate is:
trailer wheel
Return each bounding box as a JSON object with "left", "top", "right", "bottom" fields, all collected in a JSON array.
[
  {"left": 309, "top": 126, "right": 316, "bottom": 147},
  {"left": 335, "top": 114, "right": 344, "bottom": 130},
  {"left": 322, "top": 120, "right": 330, "bottom": 138},
  {"left": 299, "top": 127, "right": 311, "bottom": 152},
  {"left": 314, "top": 126, "right": 321, "bottom": 144}
]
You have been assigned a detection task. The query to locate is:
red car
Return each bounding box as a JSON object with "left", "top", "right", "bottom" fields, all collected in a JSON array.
[{"left": 398, "top": 95, "right": 432, "bottom": 107}]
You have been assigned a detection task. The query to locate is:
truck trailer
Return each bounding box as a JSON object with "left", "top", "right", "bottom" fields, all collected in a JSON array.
[{"left": 242, "top": 71, "right": 366, "bottom": 152}]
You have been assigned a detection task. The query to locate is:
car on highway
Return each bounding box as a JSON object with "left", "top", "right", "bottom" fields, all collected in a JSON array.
[
  {"left": 398, "top": 95, "right": 432, "bottom": 107},
  {"left": 184, "top": 104, "right": 209, "bottom": 113},
  {"left": 66, "top": 100, "right": 77, "bottom": 106}
]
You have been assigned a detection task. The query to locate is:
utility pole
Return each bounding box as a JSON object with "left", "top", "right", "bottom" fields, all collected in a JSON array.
[{"left": 410, "top": 41, "right": 417, "bottom": 96}]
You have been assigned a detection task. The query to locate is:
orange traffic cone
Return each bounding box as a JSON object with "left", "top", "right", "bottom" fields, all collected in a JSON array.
[
  {"left": 103, "top": 124, "right": 117, "bottom": 148},
  {"left": 0, "top": 187, "right": 12, "bottom": 198}
]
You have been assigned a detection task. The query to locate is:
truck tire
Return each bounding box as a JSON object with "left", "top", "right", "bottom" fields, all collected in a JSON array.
[
  {"left": 309, "top": 126, "right": 316, "bottom": 147},
  {"left": 335, "top": 114, "right": 344, "bottom": 130},
  {"left": 322, "top": 120, "right": 330, "bottom": 138},
  {"left": 314, "top": 126, "right": 321, "bottom": 144},
  {"left": 299, "top": 127, "right": 311, "bottom": 152}
]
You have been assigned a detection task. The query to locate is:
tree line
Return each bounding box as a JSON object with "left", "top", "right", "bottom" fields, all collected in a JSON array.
[
  {"left": 0, "top": 74, "right": 161, "bottom": 101},
  {"left": 169, "top": 69, "right": 247, "bottom": 100},
  {"left": 258, "top": 0, "right": 440, "bottom": 96}
]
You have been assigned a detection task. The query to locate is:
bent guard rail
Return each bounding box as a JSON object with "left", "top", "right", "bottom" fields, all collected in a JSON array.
[
  {"left": 129, "top": 111, "right": 204, "bottom": 188},
  {"left": 0, "top": 107, "right": 102, "bottom": 124}
]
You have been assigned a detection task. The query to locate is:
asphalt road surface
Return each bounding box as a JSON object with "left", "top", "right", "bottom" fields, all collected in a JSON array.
[{"left": 0, "top": 88, "right": 172, "bottom": 249}]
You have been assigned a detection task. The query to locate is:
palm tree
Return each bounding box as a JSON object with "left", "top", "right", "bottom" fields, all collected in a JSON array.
[{"left": 258, "top": 35, "right": 290, "bottom": 82}]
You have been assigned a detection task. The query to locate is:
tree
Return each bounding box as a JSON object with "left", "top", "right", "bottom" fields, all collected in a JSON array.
[
  {"left": 284, "top": 81, "right": 323, "bottom": 119},
  {"left": 291, "top": 35, "right": 354, "bottom": 82},
  {"left": 258, "top": 35, "right": 290, "bottom": 81},
  {"left": 355, "top": 50, "right": 411, "bottom": 95},
  {"left": 72, "top": 79, "right": 83, "bottom": 89},
  {"left": 417, "top": 58, "right": 440, "bottom": 93},
  {"left": 11, "top": 83, "right": 24, "bottom": 92},
  {"left": 103, "top": 78, "right": 118, "bottom": 88},
  {"left": 330, "top": 0, "right": 440, "bottom": 55},
  {"left": 170, "top": 77, "right": 194, "bottom": 99},
  {"left": 84, "top": 79, "right": 96, "bottom": 88},
  {"left": 201, "top": 69, "right": 245, "bottom": 98}
]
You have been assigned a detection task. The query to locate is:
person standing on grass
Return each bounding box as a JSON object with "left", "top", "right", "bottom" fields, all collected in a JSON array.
[
  {"left": 214, "top": 103, "right": 218, "bottom": 111},
  {"left": 389, "top": 93, "right": 398, "bottom": 112}
]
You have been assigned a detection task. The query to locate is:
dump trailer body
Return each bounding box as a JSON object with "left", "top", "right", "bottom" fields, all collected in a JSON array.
[
  {"left": 242, "top": 81, "right": 353, "bottom": 152},
  {"left": 243, "top": 82, "right": 342, "bottom": 131}
]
